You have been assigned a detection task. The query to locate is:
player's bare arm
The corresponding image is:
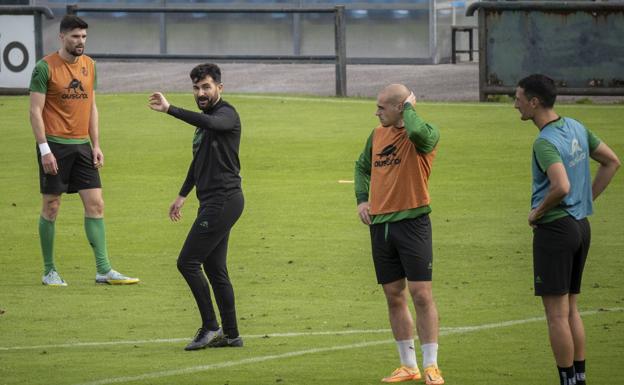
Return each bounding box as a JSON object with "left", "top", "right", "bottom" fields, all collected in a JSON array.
[
  {"left": 89, "top": 93, "right": 103, "bottom": 168},
  {"left": 589, "top": 142, "right": 620, "bottom": 200},
  {"left": 30, "top": 92, "right": 58, "bottom": 175},
  {"left": 528, "top": 162, "right": 569, "bottom": 226}
]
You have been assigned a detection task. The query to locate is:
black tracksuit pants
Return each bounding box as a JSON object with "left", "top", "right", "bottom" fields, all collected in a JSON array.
[{"left": 177, "top": 192, "right": 244, "bottom": 338}]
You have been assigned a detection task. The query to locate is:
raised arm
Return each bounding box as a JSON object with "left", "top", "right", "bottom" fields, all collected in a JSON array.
[
  {"left": 168, "top": 105, "right": 238, "bottom": 132},
  {"left": 403, "top": 103, "right": 439, "bottom": 154},
  {"left": 148, "top": 92, "right": 239, "bottom": 132}
]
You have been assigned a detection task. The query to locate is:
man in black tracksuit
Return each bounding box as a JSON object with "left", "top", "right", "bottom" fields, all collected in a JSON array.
[{"left": 149, "top": 63, "right": 244, "bottom": 350}]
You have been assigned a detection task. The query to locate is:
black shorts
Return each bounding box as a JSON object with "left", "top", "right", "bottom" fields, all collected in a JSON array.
[
  {"left": 533, "top": 216, "right": 591, "bottom": 296},
  {"left": 369, "top": 215, "right": 433, "bottom": 284},
  {"left": 37, "top": 141, "right": 101, "bottom": 195}
]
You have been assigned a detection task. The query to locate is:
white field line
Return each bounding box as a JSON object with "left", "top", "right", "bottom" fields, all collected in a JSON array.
[
  {"left": 65, "top": 307, "right": 622, "bottom": 385},
  {"left": 1, "top": 307, "right": 621, "bottom": 353},
  {"left": 73, "top": 340, "right": 393, "bottom": 385},
  {"left": 228, "top": 93, "right": 623, "bottom": 109}
]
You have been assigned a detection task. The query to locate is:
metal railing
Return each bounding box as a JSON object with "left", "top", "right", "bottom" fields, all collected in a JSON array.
[{"left": 67, "top": 4, "right": 347, "bottom": 96}]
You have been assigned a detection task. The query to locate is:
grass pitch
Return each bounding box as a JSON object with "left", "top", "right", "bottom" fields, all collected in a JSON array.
[{"left": 0, "top": 94, "right": 622, "bottom": 385}]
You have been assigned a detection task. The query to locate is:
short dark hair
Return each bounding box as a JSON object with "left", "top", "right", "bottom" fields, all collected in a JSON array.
[
  {"left": 60, "top": 15, "right": 88, "bottom": 33},
  {"left": 190, "top": 63, "right": 221, "bottom": 84},
  {"left": 517, "top": 74, "right": 557, "bottom": 108}
]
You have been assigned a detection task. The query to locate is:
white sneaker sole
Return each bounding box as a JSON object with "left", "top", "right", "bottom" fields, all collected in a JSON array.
[{"left": 95, "top": 278, "right": 140, "bottom": 285}]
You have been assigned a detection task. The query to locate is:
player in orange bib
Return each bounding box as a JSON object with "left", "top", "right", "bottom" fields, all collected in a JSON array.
[
  {"left": 355, "top": 84, "right": 444, "bottom": 384},
  {"left": 29, "top": 15, "right": 138, "bottom": 286}
]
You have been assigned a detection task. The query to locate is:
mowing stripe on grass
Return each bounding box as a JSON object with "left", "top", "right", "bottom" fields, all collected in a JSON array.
[
  {"left": 229, "top": 94, "right": 623, "bottom": 109},
  {"left": 2, "top": 308, "right": 620, "bottom": 353},
  {"left": 53, "top": 307, "right": 621, "bottom": 385},
  {"left": 2, "top": 93, "right": 618, "bottom": 109},
  {"left": 0, "top": 329, "right": 390, "bottom": 351}
]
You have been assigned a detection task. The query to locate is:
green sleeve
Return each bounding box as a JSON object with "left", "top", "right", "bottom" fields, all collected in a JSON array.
[
  {"left": 354, "top": 131, "right": 373, "bottom": 204},
  {"left": 533, "top": 138, "right": 562, "bottom": 172},
  {"left": 93, "top": 61, "right": 98, "bottom": 91},
  {"left": 29, "top": 60, "right": 49, "bottom": 93},
  {"left": 586, "top": 127, "right": 601, "bottom": 152},
  {"left": 403, "top": 104, "right": 439, "bottom": 153}
]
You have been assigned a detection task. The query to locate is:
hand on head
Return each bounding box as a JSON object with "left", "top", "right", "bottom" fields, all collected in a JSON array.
[
  {"left": 404, "top": 91, "right": 416, "bottom": 108},
  {"left": 380, "top": 83, "right": 415, "bottom": 109}
]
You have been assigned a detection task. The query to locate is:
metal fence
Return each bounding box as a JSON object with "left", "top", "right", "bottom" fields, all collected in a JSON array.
[
  {"left": 67, "top": 4, "right": 347, "bottom": 96},
  {"left": 31, "top": 1, "right": 478, "bottom": 64}
]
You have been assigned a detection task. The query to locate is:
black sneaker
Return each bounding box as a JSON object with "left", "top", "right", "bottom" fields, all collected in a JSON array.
[
  {"left": 209, "top": 335, "right": 243, "bottom": 348},
  {"left": 184, "top": 327, "right": 223, "bottom": 351}
]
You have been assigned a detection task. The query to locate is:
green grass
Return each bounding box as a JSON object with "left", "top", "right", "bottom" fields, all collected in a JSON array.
[{"left": 0, "top": 94, "right": 623, "bottom": 385}]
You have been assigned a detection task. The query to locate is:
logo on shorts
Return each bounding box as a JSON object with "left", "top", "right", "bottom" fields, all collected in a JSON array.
[
  {"left": 535, "top": 275, "right": 542, "bottom": 284},
  {"left": 198, "top": 221, "right": 209, "bottom": 228},
  {"left": 428, "top": 262, "right": 432, "bottom": 270},
  {"left": 374, "top": 144, "right": 401, "bottom": 167},
  {"left": 62, "top": 79, "right": 89, "bottom": 100}
]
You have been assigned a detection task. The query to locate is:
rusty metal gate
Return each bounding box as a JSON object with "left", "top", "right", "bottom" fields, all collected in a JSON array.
[{"left": 467, "top": 1, "right": 624, "bottom": 101}]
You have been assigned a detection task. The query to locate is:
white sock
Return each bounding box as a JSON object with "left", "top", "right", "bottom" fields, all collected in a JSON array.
[
  {"left": 396, "top": 339, "right": 418, "bottom": 368},
  {"left": 421, "top": 343, "right": 438, "bottom": 368}
]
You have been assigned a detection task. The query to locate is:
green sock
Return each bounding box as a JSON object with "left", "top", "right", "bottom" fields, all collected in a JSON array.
[
  {"left": 84, "top": 217, "right": 112, "bottom": 275},
  {"left": 39, "top": 216, "right": 56, "bottom": 275}
]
